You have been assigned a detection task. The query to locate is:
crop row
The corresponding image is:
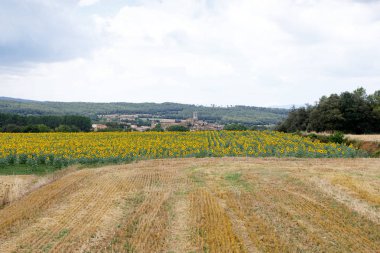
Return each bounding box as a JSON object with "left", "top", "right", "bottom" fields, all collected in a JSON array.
[{"left": 0, "top": 131, "right": 365, "bottom": 167}]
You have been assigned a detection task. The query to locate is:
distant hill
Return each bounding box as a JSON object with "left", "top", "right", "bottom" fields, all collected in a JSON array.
[
  {"left": 0, "top": 97, "right": 288, "bottom": 125},
  {"left": 0, "top": 97, "right": 37, "bottom": 102}
]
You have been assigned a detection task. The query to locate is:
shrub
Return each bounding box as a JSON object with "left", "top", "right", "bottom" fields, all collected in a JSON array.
[
  {"left": 329, "top": 131, "right": 345, "bottom": 144},
  {"left": 166, "top": 125, "right": 189, "bottom": 132},
  {"left": 305, "top": 133, "right": 329, "bottom": 143},
  {"left": 151, "top": 123, "right": 164, "bottom": 132},
  {"left": 307, "top": 133, "right": 318, "bottom": 140}
]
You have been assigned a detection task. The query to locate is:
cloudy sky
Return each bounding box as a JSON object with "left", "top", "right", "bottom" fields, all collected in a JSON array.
[{"left": 0, "top": 0, "right": 379, "bottom": 106}]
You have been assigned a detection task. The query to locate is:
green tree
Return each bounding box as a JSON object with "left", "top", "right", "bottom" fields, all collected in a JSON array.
[
  {"left": 1, "top": 124, "right": 22, "bottom": 133},
  {"left": 277, "top": 106, "right": 311, "bottom": 132},
  {"left": 166, "top": 125, "right": 189, "bottom": 132},
  {"left": 367, "top": 90, "right": 380, "bottom": 132},
  {"left": 63, "top": 115, "right": 92, "bottom": 132},
  {"left": 277, "top": 88, "right": 380, "bottom": 133},
  {"left": 55, "top": 125, "right": 80, "bottom": 132},
  {"left": 22, "top": 124, "right": 51, "bottom": 133},
  {"left": 151, "top": 123, "right": 164, "bottom": 132},
  {"left": 308, "top": 94, "right": 344, "bottom": 132},
  {"left": 339, "top": 89, "right": 372, "bottom": 133}
]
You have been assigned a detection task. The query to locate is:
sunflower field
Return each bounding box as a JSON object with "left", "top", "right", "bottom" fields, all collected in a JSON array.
[{"left": 0, "top": 131, "right": 365, "bottom": 167}]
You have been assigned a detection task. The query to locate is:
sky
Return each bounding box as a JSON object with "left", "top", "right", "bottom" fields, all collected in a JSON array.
[{"left": 0, "top": 0, "right": 379, "bottom": 107}]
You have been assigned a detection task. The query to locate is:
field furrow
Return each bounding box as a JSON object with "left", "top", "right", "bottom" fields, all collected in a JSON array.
[
  {"left": 190, "top": 188, "right": 247, "bottom": 253},
  {"left": 0, "top": 158, "right": 378, "bottom": 252},
  {"left": 0, "top": 170, "right": 92, "bottom": 238}
]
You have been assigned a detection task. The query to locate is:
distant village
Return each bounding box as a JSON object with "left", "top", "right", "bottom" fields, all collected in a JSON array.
[{"left": 92, "top": 112, "right": 224, "bottom": 132}]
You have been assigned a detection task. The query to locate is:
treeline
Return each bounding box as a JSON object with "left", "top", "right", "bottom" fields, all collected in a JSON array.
[
  {"left": 0, "top": 98, "right": 288, "bottom": 125},
  {"left": 0, "top": 113, "right": 92, "bottom": 133},
  {"left": 277, "top": 88, "right": 380, "bottom": 134}
]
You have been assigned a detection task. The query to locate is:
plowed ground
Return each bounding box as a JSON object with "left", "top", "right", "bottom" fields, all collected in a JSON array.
[{"left": 0, "top": 158, "right": 379, "bottom": 252}]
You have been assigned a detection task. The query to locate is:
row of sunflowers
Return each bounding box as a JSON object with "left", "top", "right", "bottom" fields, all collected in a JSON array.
[{"left": 0, "top": 131, "right": 365, "bottom": 167}]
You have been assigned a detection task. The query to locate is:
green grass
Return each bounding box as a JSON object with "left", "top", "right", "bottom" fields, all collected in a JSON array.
[
  {"left": 224, "top": 172, "right": 252, "bottom": 191},
  {"left": 224, "top": 172, "right": 242, "bottom": 181},
  {"left": 0, "top": 164, "right": 62, "bottom": 175},
  {"left": 56, "top": 228, "right": 70, "bottom": 239}
]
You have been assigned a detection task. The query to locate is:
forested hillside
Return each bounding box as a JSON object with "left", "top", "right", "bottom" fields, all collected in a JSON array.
[{"left": 0, "top": 98, "right": 288, "bottom": 125}]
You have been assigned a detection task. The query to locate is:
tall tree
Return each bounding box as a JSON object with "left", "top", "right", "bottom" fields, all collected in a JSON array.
[
  {"left": 308, "top": 94, "right": 344, "bottom": 132},
  {"left": 277, "top": 88, "right": 380, "bottom": 133}
]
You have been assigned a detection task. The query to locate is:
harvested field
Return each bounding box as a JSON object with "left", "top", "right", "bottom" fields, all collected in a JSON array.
[
  {"left": 0, "top": 175, "right": 37, "bottom": 207},
  {"left": 0, "top": 167, "right": 78, "bottom": 207},
  {"left": 345, "top": 134, "right": 380, "bottom": 142},
  {"left": 0, "top": 158, "right": 379, "bottom": 252}
]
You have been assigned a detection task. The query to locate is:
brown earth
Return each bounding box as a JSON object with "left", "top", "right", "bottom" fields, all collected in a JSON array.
[
  {"left": 357, "top": 141, "right": 380, "bottom": 156},
  {"left": 344, "top": 134, "right": 380, "bottom": 156},
  {"left": 0, "top": 158, "right": 379, "bottom": 252}
]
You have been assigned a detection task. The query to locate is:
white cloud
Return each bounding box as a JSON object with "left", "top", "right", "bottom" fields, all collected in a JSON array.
[
  {"left": 78, "top": 0, "right": 100, "bottom": 7},
  {"left": 1, "top": 0, "right": 380, "bottom": 106},
  {"left": 0, "top": 0, "right": 100, "bottom": 64}
]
